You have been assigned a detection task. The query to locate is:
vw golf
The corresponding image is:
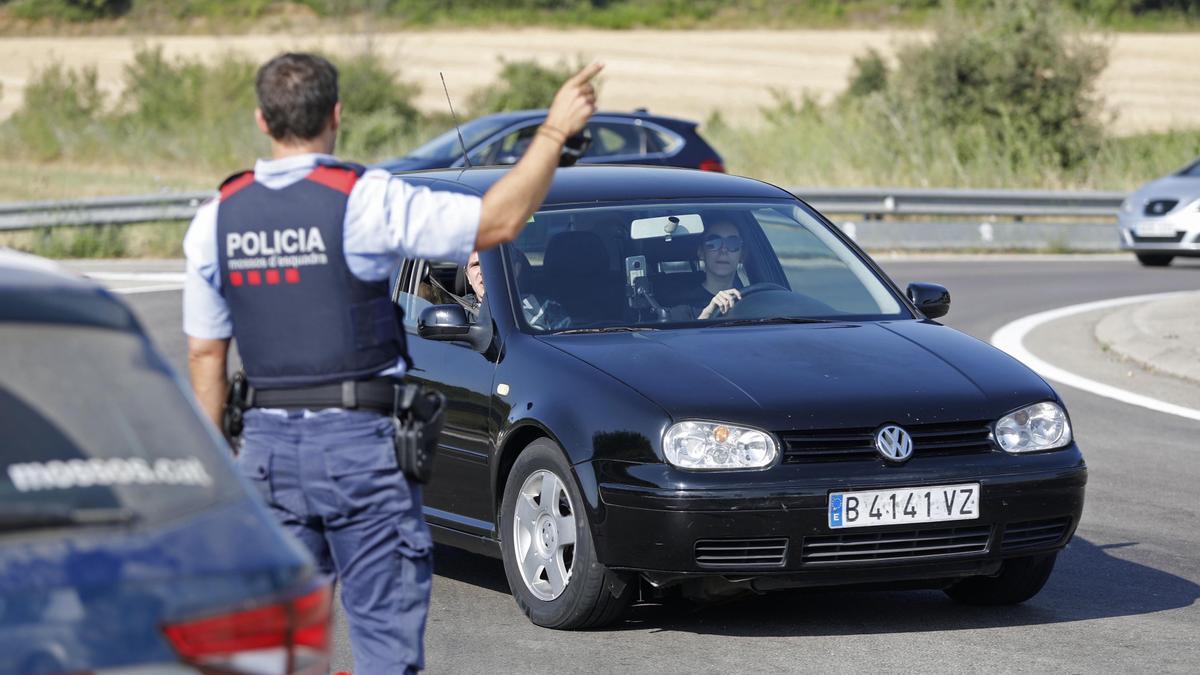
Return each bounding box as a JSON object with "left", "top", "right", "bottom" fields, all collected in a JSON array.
[{"left": 390, "top": 166, "right": 1086, "bottom": 629}]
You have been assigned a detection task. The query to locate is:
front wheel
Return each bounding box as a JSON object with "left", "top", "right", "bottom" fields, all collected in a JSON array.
[
  {"left": 499, "top": 438, "right": 633, "bottom": 629},
  {"left": 1136, "top": 253, "right": 1174, "bottom": 267},
  {"left": 944, "top": 552, "right": 1057, "bottom": 605}
]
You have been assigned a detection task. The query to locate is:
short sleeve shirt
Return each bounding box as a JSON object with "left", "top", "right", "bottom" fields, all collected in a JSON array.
[{"left": 182, "top": 153, "right": 481, "bottom": 377}]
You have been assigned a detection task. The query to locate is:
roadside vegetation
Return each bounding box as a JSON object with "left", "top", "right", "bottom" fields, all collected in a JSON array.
[
  {"left": 5, "top": 0, "right": 1200, "bottom": 256},
  {"left": 3, "top": 0, "right": 1199, "bottom": 31}
]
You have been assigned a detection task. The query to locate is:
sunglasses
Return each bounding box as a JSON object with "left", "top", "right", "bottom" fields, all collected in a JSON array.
[{"left": 702, "top": 234, "right": 743, "bottom": 253}]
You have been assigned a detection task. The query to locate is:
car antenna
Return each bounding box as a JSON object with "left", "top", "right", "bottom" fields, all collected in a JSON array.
[{"left": 441, "top": 72, "right": 472, "bottom": 169}]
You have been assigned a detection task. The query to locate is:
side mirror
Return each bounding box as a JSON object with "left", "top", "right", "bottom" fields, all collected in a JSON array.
[
  {"left": 417, "top": 304, "right": 493, "bottom": 351},
  {"left": 907, "top": 282, "right": 951, "bottom": 319}
]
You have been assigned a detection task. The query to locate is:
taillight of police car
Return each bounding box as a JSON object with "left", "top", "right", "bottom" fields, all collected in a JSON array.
[
  {"left": 698, "top": 159, "right": 726, "bottom": 172},
  {"left": 162, "top": 582, "right": 331, "bottom": 674}
]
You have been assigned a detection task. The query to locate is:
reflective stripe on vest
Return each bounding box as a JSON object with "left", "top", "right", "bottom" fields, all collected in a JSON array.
[{"left": 215, "top": 163, "right": 408, "bottom": 389}]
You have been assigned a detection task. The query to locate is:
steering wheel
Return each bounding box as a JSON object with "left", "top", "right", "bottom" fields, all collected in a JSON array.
[{"left": 736, "top": 282, "right": 787, "bottom": 298}]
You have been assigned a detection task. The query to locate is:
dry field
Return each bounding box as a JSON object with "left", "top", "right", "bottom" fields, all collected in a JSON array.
[{"left": 0, "top": 28, "right": 1197, "bottom": 134}]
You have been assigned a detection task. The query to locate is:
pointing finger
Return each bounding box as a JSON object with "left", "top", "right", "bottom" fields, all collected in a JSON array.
[{"left": 567, "top": 61, "right": 605, "bottom": 87}]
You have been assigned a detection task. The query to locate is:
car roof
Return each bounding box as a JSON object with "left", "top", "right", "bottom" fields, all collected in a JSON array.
[
  {"left": 477, "top": 109, "right": 699, "bottom": 127},
  {"left": 399, "top": 165, "right": 794, "bottom": 206},
  {"left": 0, "top": 248, "right": 140, "bottom": 331}
]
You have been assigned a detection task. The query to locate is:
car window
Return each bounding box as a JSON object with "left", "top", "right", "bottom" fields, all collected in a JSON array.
[
  {"left": 1179, "top": 159, "right": 1200, "bottom": 177},
  {"left": 397, "top": 261, "right": 480, "bottom": 332},
  {"left": 0, "top": 325, "right": 241, "bottom": 529},
  {"left": 469, "top": 124, "right": 537, "bottom": 166},
  {"left": 506, "top": 200, "right": 906, "bottom": 332},
  {"left": 584, "top": 122, "right": 645, "bottom": 158},
  {"left": 645, "top": 125, "right": 684, "bottom": 155},
  {"left": 406, "top": 116, "right": 513, "bottom": 162}
]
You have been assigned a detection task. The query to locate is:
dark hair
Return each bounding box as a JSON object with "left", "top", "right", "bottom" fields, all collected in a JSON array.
[{"left": 255, "top": 53, "right": 339, "bottom": 142}]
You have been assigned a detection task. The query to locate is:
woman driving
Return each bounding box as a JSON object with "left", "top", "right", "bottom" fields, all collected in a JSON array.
[{"left": 677, "top": 220, "right": 745, "bottom": 319}]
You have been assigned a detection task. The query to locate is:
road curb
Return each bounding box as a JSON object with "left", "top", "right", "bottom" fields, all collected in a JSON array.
[{"left": 1094, "top": 290, "right": 1200, "bottom": 385}]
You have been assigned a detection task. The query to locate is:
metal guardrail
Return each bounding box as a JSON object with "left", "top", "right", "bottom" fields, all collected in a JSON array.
[{"left": 0, "top": 188, "right": 1127, "bottom": 232}]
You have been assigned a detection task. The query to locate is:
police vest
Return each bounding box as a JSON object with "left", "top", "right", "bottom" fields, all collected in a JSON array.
[{"left": 215, "top": 162, "right": 409, "bottom": 389}]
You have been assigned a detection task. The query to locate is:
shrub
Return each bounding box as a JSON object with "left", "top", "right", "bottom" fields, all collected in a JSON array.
[
  {"left": 467, "top": 58, "right": 579, "bottom": 116},
  {"left": 4, "top": 63, "right": 107, "bottom": 160},
  {"left": 6, "top": 0, "right": 131, "bottom": 21},
  {"left": 888, "top": 0, "right": 1108, "bottom": 169}
]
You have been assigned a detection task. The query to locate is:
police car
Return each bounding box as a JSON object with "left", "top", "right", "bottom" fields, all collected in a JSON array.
[
  {"left": 0, "top": 250, "right": 330, "bottom": 674},
  {"left": 390, "top": 166, "right": 1087, "bottom": 629}
]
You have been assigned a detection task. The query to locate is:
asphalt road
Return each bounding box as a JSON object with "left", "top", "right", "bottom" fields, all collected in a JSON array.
[{"left": 117, "top": 256, "right": 1200, "bottom": 674}]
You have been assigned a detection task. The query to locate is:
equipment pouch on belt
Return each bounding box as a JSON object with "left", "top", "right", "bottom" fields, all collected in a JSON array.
[
  {"left": 392, "top": 384, "right": 446, "bottom": 484},
  {"left": 223, "top": 370, "right": 250, "bottom": 442}
]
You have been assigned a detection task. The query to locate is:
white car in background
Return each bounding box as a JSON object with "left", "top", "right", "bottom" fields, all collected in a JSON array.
[{"left": 1118, "top": 158, "right": 1200, "bottom": 266}]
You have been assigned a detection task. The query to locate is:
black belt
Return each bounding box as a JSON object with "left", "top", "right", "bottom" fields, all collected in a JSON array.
[{"left": 248, "top": 378, "right": 402, "bottom": 413}]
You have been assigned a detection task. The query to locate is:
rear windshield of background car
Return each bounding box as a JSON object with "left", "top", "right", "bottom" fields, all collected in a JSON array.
[{"left": 0, "top": 324, "right": 241, "bottom": 529}]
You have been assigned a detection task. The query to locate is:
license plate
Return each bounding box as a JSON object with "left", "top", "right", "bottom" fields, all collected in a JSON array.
[
  {"left": 1134, "top": 221, "right": 1176, "bottom": 237},
  {"left": 828, "top": 483, "right": 980, "bottom": 529}
]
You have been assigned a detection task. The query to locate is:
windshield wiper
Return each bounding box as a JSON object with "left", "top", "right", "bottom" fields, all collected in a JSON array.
[
  {"left": 554, "top": 326, "right": 660, "bottom": 335},
  {"left": 708, "top": 316, "right": 839, "bottom": 327},
  {"left": 0, "top": 506, "right": 139, "bottom": 533}
]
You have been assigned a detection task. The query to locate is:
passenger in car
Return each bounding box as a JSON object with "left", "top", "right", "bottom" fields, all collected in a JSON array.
[
  {"left": 462, "top": 249, "right": 570, "bottom": 330},
  {"left": 676, "top": 220, "right": 746, "bottom": 319}
]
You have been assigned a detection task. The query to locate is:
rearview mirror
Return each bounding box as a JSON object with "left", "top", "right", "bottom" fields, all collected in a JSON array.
[
  {"left": 907, "top": 282, "right": 951, "bottom": 319},
  {"left": 631, "top": 213, "right": 705, "bottom": 240}
]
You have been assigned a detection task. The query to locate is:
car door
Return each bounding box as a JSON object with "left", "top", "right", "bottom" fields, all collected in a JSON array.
[{"left": 394, "top": 259, "right": 497, "bottom": 536}]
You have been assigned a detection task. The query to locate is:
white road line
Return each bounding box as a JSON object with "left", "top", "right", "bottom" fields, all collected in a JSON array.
[
  {"left": 110, "top": 283, "right": 184, "bottom": 295},
  {"left": 990, "top": 291, "right": 1200, "bottom": 422}
]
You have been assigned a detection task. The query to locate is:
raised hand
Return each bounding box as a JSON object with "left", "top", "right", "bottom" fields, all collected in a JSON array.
[{"left": 544, "top": 62, "right": 604, "bottom": 138}]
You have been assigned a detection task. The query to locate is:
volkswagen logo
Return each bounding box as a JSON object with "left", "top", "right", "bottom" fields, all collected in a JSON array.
[{"left": 875, "top": 425, "right": 913, "bottom": 462}]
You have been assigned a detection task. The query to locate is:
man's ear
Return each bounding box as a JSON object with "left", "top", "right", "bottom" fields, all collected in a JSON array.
[
  {"left": 254, "top": 108, "right": 271, "bottom": 136},
  {"left": 329, "top": 102, "right": 342, "bottom": 133}
]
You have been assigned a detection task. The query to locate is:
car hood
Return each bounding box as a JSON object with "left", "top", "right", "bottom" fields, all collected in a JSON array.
[
  {"left": 541, "top": 320, "right": 1056, "bottom": 431},
  {"left": 1129, "top": 175, "right": 1200, "bottom": 206}
]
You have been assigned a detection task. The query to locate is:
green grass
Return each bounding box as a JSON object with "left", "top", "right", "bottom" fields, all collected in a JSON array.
[
  {"left": 0, "top": 220, "right": 188, "bottom": 258},
  {"left": 2, "top": 0, "right": 1198, "bottom": 32}
]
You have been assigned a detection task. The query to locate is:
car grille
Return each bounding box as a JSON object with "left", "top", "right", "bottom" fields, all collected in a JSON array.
[
  {"left": 1143, "top": 199, "right": 1179, "bottom": 216},
  {"left": 801, "top": 524, "right": 991, "bottom": 564},
  {"left": 778, "top": 420, "right": 994, "bottom": 463},
  {"left": 1002, "top": 517, "right": 1072, "bottom": 551},
  {"left": 694, "top": 538, "right": 788, "bottom": 568},
  {"left": 1130, "top": 231, "right": 1185, "bottom": 243}
]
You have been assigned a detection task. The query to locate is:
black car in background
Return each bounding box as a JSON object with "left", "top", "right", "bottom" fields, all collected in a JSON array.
[
  {"left": 392, "top": 166, "right": 1087, "bottom": 630},
  {"left": 376, "top": 109, "right": 725, "bottom": 173}
]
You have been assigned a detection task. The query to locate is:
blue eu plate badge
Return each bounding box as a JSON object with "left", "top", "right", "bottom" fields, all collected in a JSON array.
[{"left": 829, "top": 493, "right": 844, "bottom": 528}]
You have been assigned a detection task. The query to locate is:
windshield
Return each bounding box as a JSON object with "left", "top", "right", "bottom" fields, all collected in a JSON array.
[
  {"left": 406, "top": 116, "right": 514, "bottom": 161},
  {"left": 1180, "top": 158, "right": 1200, "bottom": 177},
  {"left": 504, "top": 200, "right": 908, "bottom": 333},
  {"left": 0, "top": 324, "right": 240, "bottom": 530}
]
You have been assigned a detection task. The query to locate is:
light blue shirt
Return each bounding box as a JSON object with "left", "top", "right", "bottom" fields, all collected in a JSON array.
[{"left": 182, "top": 153, "right": 481, "bottom": 379}]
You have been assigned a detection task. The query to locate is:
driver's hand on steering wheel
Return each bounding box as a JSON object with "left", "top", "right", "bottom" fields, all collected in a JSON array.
[{"left": 699, "top": 288, "right": 742, "bottom": 319}]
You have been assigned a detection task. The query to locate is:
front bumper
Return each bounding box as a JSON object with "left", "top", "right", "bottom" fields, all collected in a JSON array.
[
  {"left": 589, "top": 446, "right": 1086, "bottom": 585},
  {"left": 1116, "top": 211, "right": 1200, "bottom": 254}
]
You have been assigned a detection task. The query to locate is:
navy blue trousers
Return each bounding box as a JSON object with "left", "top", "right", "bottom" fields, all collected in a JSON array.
[{"left": 237, "top": 409, "right": 432, "bottom": 674}]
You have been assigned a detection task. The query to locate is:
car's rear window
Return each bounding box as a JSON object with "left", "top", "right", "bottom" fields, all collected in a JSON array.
[{"left": 0, "top": 324, "right": 240, "bottom": 526}]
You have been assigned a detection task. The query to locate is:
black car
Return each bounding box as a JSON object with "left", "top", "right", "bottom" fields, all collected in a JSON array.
[
  {"left": 376, "top": 109, "right": 725, "bottom": 173},
  {"left": 390, "top": 166, "right": 1086, "bottom": 629}
]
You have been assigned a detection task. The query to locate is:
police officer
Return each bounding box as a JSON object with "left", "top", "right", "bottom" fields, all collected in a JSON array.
[{"left": 183, "top": 52, "right": 602, "bottom": 674}]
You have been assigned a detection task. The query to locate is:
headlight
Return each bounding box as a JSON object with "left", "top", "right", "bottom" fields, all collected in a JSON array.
[
  {"left": 994, "top": 402, "right": 1072, "bottom": 453},
  {"left": 1121, "top": 199, "right": 1133, "bottom": 213},
  {"left": 663, "top": 421, "right": 778, "bottom": 470}
]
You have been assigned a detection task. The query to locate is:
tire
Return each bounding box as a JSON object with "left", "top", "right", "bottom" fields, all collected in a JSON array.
[
  {"left": 1136, "top": 253, "right": 1174, "bottom": 267},
  {"left": 944, "top": 552, "right": 1057, "bottom": 605},
  {"left": 499, "top": 438, "right": 634, "bottom": 629}
]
